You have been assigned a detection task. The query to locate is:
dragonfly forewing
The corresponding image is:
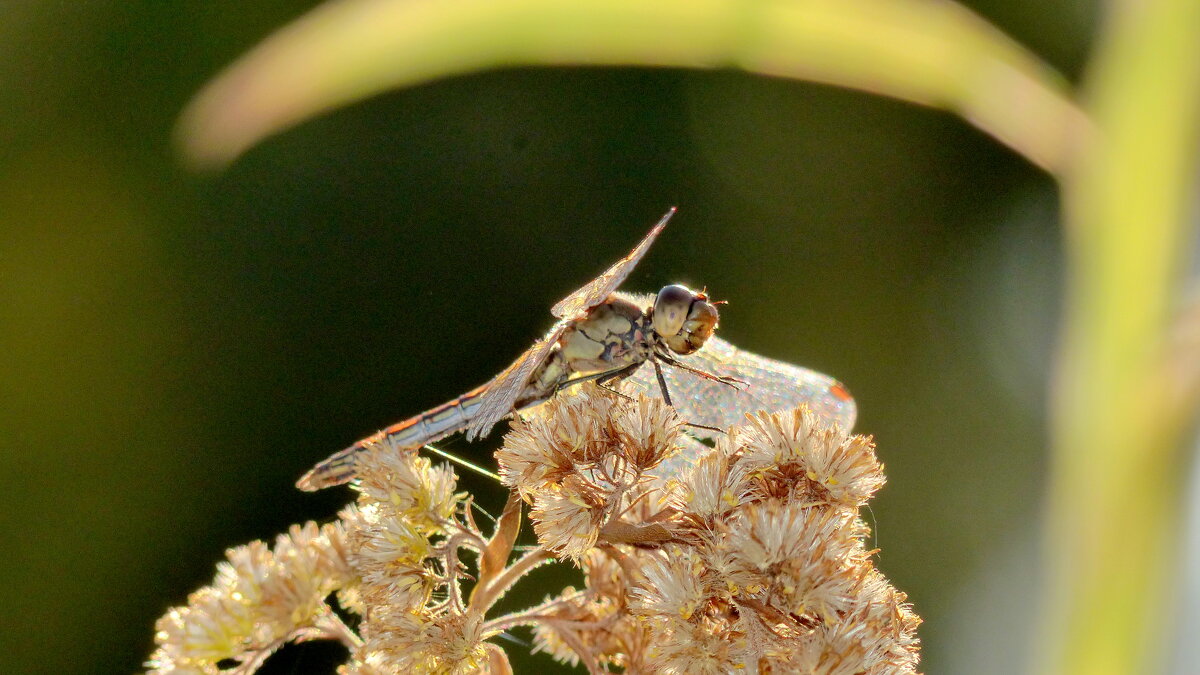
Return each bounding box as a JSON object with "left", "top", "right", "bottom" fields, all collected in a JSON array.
[
  {"left": 470, "top": 207, "right": 677, "bottom": 438},
  {"left": 550, "top": 208, "right": 674, "bottom": 319},
  {"left": 623, "top": 336, "right": 857, "bottom": 435},
  {"left": 464, "top": 322, "right": 567, "bottom": 441}
]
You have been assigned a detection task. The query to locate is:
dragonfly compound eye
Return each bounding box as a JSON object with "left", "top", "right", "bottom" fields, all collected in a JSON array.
[
  {"left": 655, "top": 285, "right": 719, "bottom": 355},
  {"left": 671, "top": 299, "right": 719, "bottom": 354},
  {"left": 652, "top": 284, "right": 697, "bottom": 338}
]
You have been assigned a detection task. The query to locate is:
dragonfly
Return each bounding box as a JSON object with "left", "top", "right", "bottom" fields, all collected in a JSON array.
[{"left": 297, "top": 208, "right": 856, "bottom": 491}]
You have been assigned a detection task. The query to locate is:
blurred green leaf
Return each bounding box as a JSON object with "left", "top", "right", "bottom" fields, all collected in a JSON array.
[
  {"left": 1046, "top": 0, "right": 1200, "bottom": 673},
  {"left": 179, "top": 0, "right": 1085, "bottom": 174}
]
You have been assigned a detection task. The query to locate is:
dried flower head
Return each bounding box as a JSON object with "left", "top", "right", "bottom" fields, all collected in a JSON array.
[
  {"left": 629, "top": 548, "right": 713, "bottom": 621},
  {"left": 355, "top": 606, "right": 499, "bottom": 675},
  {"left": 527, "top": 476, "right": 608, "bottom": 560},
  {"left": 146, "top": 522, "right": 354, "bottom": 674},
  {"left": 738, "top": 407, "right": 886, "bottom": 508},
  {"left": 608, "top": 391, "right": 684, "bottom": 470},
  {"left": 147, "top": 383, "right": 918, "bottom": 675},
  {"left": 354, "top": 439, "right": 461, "bottom": 532},
  {"left": 671, "top": 440, "right": 753, "bottom": 521},
  {"left": 350, "top": 502, "right": 437, "bottom": 609}
]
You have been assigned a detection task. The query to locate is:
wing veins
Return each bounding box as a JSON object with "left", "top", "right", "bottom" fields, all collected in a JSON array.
[{"left": 550, "top": 207, "right": 674, "bottom": 319}]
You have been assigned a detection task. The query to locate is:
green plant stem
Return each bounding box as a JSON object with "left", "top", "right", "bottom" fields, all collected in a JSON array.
[
  {"left": 1046, "top": 0, "right": 1200, "bottom": 672},
  {"left": 179, "top": 0, "right": 1084, "bottom": 175}
]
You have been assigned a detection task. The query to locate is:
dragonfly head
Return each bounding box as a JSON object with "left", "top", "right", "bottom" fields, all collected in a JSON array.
[{"left": 652, "top": 284, "right": 720, "bottom": 355}]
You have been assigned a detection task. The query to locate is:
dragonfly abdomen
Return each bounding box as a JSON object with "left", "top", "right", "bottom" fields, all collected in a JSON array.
[{"left": 295, "top": 388, "right": 488, "bottom": 491}]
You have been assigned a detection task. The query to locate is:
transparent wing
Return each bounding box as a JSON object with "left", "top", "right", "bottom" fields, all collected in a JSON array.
[
  {"left": 622, "top": 336, "right": 857, "bottom": 435},
  {"left": 464, "top": 320, "right": 568, "bottom": 440},
  {"left": 465, "top": 209, "right": 674, "bottom": 440},
  {"left": 550, "top": 208, "right": 675, "bottom": 319}
]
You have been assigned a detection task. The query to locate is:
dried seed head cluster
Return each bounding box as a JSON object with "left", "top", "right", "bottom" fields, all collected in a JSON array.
[
  {"left": 496, "top": 390, "right": 682, "bottom": 561},
  {"left": 513, "top": 386, "right": 920, "bottom": 674},
  {"left": 147, "top": 384, "right": 919, "bottom": 674},
  {"left": 146, "top": 522, "right": 354, "bottom": 674}
]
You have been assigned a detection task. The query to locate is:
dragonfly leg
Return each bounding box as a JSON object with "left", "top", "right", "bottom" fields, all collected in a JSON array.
[
  {"left": 597, "top": 381, "right": 634, "bottom": 401},
  {"left": 595, "top": 362, "right": 644, "bottom": 401},
  {"left": 651, "top": 359, "right": 726, "bottom": 434},
  {"left": 553, "top": 361, "right": 724, "bottom": 436},
  {"left": 658, "top": 353, "right": 748, "bottom": 390},
  {"left": 683, "top": 420, "right": 727, "bottom": 434},
  {"left": 554, "top": 362, "right": 642, "bottom": 398},
  {"left": 652, "top": 359, "right": 674, "bottom": 407}
]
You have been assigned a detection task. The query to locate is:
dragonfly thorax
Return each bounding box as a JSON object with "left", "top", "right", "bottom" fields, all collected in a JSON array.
[
  {"left": 651, "top": 284, "right": 720, "bottom": 355},
  {"left": 554, "top": 297, "right": 656, "bottom": 376}
]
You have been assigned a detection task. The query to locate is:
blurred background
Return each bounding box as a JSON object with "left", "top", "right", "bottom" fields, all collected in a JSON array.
[{"left": 1, "top": 1, "right": 1101, "bottom": 673}]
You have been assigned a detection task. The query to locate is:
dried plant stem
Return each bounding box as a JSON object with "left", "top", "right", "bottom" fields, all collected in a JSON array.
[
  {"left": 486, "top": 611, "right": 611, "bottom": 635},
  {"left": 470, "top": 547, "right": 556, "bottom": 616},
  {"left": 539, "top": 620, "right": 606, "bottom": 675},
  {"left": 313, "top": 608, "right": 363, "bottom": 649},
  {"left": 449, "top": 524, "right": 489, "bottom": 553},
  {"left": 442, "top": 532, "right": 482, "bottom": 614},
  {"left": 231, "top": 640, "right": 285, "bottom": 675}
]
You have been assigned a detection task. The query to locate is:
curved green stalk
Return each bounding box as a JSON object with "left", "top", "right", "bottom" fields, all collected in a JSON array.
[
  {"left": 178, "top": 0, "right": 1083, "bottom": 174},
  {"left": 1046, "top": 0, "right": 1200, "bottom": 673}
]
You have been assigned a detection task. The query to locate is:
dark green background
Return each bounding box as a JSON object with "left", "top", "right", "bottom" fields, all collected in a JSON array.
[{"left": 1, "top": 1, "right": 1094, "bottom": 673}]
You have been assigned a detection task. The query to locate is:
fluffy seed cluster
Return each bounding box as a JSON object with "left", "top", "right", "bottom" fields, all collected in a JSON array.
[
  {"left": 496, "top": 391, "right": 681, "bottom": 561},
  {"left": 146, "top": 384, "right": 919, "bottom": 674},
  {"left": 507, "top": 386, "right": 920, "bottom": 674},
  {"left": 146, "top": 521, "right": 354, "bottom": 674},
  {"left": 147, "top": 446, "right": 482, "bottom": 675},
  {"left": 324, "top": 448, "right": 505, "bottom": 675}
]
